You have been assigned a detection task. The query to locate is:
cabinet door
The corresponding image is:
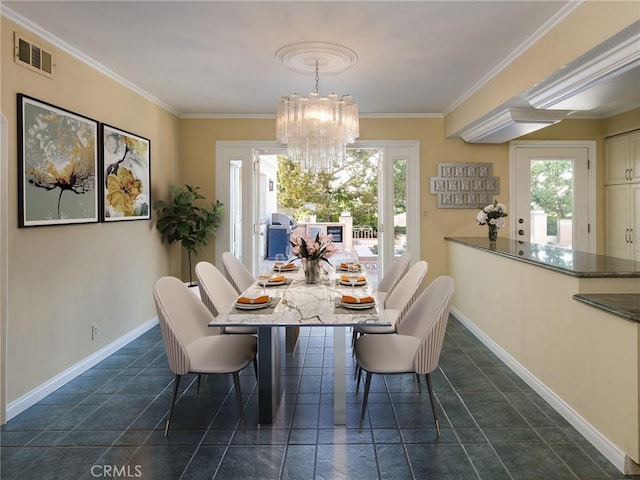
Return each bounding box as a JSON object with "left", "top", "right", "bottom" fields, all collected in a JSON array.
[
  {"left": 630, "top": 132, "right": 640, "bottom": 184},
  {"left": 604, "top": 185, "right": 631, "bottom": 260},
  {"left": 604, "top": 135, "right": 630, "bottom": 185},
  {"left": 632, "top": 184, "right": 640, "bottom": 261}
]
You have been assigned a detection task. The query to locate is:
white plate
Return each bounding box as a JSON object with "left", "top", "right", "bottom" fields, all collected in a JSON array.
[
  {"left": 339, "top": 301, "right": 375, "bottom": 310},
  {"left": 274, "top": 266, "right": 295, "bottom": 272},
  {"left": 339, "top": 280, "right": 366, "bottom": 287},
  {"left": 266, "top": 279, "right": 286, "bottom": 286},
  {"left": 234, "top": 298, "right": 273, "bottom": 310},
  {"left": 337, "top": 266, "right": 362, "bottom": 272}
]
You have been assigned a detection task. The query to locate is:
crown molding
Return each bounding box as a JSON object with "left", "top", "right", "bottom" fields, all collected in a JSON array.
[
  {"left": 526, "top": 32, "right": 640, "bottom": 110},
  {"left": 444, "top": 1, "right": 581, "bottom": 116},
  {"left": 460, "top": 108, "right": 570, "bottom": 143}
]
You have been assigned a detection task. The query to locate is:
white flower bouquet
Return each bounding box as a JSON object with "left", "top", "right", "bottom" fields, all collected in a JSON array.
[{"left": 476, "top": 200, "right": 508, "bottom": 228}]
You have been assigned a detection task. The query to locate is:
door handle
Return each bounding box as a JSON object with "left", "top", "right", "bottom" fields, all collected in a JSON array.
[
  {"left": 626, "top": 228, "right": 630, "bottom": 243},
  {"left": 630, "top": 228, "right": 634, "bottom": 244}
]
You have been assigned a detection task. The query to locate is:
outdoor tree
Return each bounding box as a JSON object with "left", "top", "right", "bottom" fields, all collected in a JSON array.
[
  {"left": 276, "top": 149, "right": 382, "bottom": 228},
  {"left": 530, "top": 160, "right": 573, "bottom": 220}
]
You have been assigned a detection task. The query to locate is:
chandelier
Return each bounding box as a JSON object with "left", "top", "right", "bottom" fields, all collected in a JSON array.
[{"left": 276, "top": 42, "right": 359, "bottom": 174}]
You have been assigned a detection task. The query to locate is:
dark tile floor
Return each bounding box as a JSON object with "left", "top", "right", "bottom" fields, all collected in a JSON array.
[{"left": 1, "top": 317, "right": 638, "bottom": 479}]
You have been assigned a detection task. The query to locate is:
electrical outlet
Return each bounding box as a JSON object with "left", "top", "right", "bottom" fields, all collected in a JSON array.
[{"left": 91, "top": 325, "right": 98, "bottom": 341}]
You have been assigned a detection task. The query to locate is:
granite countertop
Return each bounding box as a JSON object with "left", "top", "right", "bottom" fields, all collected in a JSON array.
[
  {"left": 573, "top": 294, "right": 640, "bottom": 322},
  {"left": 445, "top": 237, "right": 640, "bottom": 278}
]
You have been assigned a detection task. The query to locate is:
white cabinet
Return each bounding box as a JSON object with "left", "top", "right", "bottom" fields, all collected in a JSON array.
[
  {"left": 604, "top": 131, "right": 640, "bottom": 185},
  {"left": 604, "top": 131, "right": 640, "bottom": 261},
  {"left": 604, "top": 184, "right": 640, "bottom": 260}
]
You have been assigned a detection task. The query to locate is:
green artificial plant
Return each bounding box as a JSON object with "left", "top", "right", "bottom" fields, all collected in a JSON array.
[{"left": 153, "top": 184, "right": 224, "bottom": 286}]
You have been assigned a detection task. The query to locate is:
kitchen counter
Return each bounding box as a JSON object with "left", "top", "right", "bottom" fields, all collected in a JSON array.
[
  {"left": 444, "top": 237, "right": 640, "bottom": 278},
  {"left": 446, "top": 238, "right": 640, "bottom": 468},
  {"left": 573, "top": 293, "right": 640, "bottom": 322}
]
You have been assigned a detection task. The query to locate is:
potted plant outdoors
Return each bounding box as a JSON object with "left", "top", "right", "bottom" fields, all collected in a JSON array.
[{"left": 153, "top": 184, "right": 224, "bottom": 286}]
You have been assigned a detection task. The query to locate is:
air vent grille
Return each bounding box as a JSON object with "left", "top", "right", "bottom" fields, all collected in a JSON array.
[{"left": 14, "top": 32, "right": 54, "bottom": 78}]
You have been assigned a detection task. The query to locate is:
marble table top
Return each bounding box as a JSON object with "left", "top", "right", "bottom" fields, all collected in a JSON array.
[{"left": 209, "top": 266, "right": 391, "bottom": 327}]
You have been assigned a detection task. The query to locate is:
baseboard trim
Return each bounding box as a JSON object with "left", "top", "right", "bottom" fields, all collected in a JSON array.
[
  {"left": 6, "top": 317, "right": 159, "bottom": 422},
  {"left": 450, "top": 306, "right": 628, "bottom": 475}
]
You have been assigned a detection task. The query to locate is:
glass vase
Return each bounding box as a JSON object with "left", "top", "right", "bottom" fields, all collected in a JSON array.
[
  {"left": 488, "top": 224, "right": 498, "bottom": 242},
  {"left": 304, "top": 259, "right": 320, "bottom": 284}
]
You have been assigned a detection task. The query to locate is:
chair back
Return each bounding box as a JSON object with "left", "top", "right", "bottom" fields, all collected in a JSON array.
[
  {"left": 222, "top": 252, "right": 255, "bottom": 294},
  {"left": 377, "top": 251, "right": 411, "bottom": 298},
  {"left": 153, "top": 276, "right": 216, "bottom": 375},
  {"left": 195, "top": 261, "right": 239, "bottom": 316},
  {"left": 397, "top": 275, "right": 454, "bottom": 375},
  {"left": 384, "top": 260, "right": 428, "bottom": 327}
]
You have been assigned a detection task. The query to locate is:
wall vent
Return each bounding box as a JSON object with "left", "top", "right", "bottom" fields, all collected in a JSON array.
[{"left": 14, "top": 32, "right": 54, "bottom": 78}]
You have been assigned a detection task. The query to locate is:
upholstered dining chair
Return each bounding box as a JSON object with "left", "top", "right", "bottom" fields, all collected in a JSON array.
[
  {"left": 351, "top": 251, "right": 412, "bottom": 348},
  {"left": 222, "top": 252, "right": 256, "bottom": 294},
  {"left": 153, "top": 276, "right": 257, "bottom": 436},
  {"left": 195, "top": 261, "right": 257, "bottom": 335},
  {"left": 376, "top": 250, "right": 412, "bottom": 306},
  {"left": 352, "top": 260, "right": 428, "bottom": 344},
  {"left": 354, "top": 275, "right": 454, "bottom": 434}
]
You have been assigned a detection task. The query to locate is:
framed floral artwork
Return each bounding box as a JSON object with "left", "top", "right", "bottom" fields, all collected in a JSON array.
[
  {"left": 100, "top": 124, "right": 151, "bottom": 222},
  {"left": 17, "top": 94, "right": 99, "bottom": 227}
]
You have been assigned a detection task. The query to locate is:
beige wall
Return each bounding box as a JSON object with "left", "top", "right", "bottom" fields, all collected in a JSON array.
[{"left": 1, "top": 17, "right": 179, "bottom": 404}]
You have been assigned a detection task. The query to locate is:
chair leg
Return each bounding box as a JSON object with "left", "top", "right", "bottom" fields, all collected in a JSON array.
[
  {"left": 425, "top": 373, "right": 440, "bottom": 437},
  {"left": 164, "top": 374, "right": 182, "bottom": 437},
  {"left": 415, "top": 373, "right": 422, "bottom": 393},
  {"left": 253, "top": 358, "right": 258, "bottom": 378},
  {"left": 232, "top": 372, "right": 246, "bottom": 432},
  {"left": 196, "top": 374, "right": 202, "bottom": 394},
  {"left": 355, "top": 365, "right": 363, "bottom": 394},
  {"left": 359, "top": 371, "right": 372, "bottom": 432}
]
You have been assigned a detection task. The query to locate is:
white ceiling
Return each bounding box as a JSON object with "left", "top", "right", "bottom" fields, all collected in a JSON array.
[{"left": 3, "top": 1, "right": 639, "bottom": 120}]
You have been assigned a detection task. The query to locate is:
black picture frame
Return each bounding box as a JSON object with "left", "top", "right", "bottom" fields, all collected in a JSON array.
[
  {"left": 100, "top": 123, "right": 151, "bottom": 222},
  {"left": 17, "top": 94, "right": 99, "bottom": 227}
]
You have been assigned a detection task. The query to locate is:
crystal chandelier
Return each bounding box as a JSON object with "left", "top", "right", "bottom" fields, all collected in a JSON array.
[{"left": 276, "top": 43, "right": 359, "bottom": 174}]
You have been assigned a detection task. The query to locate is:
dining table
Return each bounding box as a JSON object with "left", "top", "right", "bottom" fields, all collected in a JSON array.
[{"left": 208, "top": 261, "right": 391, "bottom": 425}]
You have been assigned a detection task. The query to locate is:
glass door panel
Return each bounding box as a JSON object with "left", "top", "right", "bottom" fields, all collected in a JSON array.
[{"left": 512, "top": 145, "right": 591, "bottom": 252}]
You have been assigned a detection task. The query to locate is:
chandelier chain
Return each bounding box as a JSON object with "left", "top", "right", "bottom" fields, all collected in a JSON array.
[{"left": 314, "top": 60, "right": 320, "bottom": 94}]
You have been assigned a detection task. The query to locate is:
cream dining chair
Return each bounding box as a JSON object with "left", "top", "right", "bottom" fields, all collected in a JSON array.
[
  {"left": 353, "top": 260, "right": 428, "bottom": 341},
  {"left": 354, "top": 275, "right": 455, "bottom": 434},
  {"left": 351, "top": 251, "right": 413, "bottom": 347},
  {"left": 222, "top": 251, "right": 256, "bottom": 294},
  {"left": 376, "top": 250, "right": 412, "bottom": 305},
  {"left": 153, "top": 276, "right": 257, "bottom": 436},
  {"left": 195, "top": 261, "right": 257, "bottom": 335}
]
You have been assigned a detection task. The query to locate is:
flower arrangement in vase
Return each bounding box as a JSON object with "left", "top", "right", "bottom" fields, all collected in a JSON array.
[
  {"left": 289, "top": 232, "right": 338, "bottom": 283},
  {"left": 476, "top": 200, "right": 507, "bottom": 241}
]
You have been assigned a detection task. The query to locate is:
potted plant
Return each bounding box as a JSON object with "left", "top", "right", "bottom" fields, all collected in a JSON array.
[{"left": 153, "top": 184, "right": 224, "bottom": 286}]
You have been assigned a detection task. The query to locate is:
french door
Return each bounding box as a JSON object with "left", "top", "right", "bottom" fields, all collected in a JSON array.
[
  {"left": 215, "top": 141, "right": 420, "bottom": 281},
  {"left": 510, "top": 141, "right": 596, "bottom": 253}
]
